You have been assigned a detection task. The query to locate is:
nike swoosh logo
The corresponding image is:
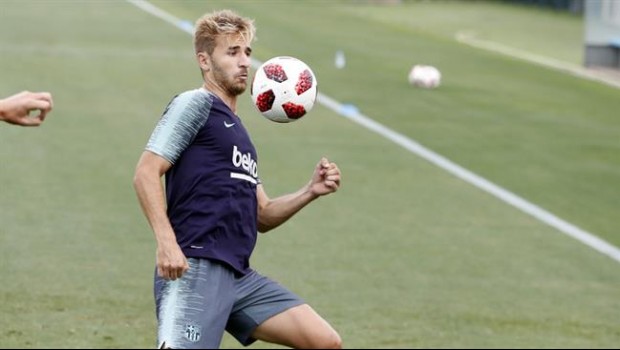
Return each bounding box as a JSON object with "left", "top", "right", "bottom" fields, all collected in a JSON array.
[{"left": 224, "top": 121, "right": 236, "bottom": 128}]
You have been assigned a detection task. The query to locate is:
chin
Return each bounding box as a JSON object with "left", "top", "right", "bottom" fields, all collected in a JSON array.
[{"left": 231, "top": 84, "right": 247, "bottom": 96}]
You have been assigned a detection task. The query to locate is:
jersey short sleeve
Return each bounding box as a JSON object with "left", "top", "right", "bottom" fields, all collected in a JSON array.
[{"left": 146, "top": 89, "right": 214, "bottom": 164}]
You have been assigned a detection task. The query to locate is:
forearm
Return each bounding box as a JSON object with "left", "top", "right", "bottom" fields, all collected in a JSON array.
[
  {"left": 133, "top": 170, "right": 177, "bottom": 246},
  {"left": 257, "top": 182, "right": 318, "bottom": 233}
]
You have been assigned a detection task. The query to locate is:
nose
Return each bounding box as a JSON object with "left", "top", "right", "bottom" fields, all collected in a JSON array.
[{"left": 240, "top": 53, "right": 251, "bottom": 68}]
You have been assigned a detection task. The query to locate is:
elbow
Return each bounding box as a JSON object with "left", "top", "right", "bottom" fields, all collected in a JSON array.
[
  {"left": 257, "top": 206, "right": 283, "bottom": 234},
  {"left": 132, "top": 168, "right": 143, "bottom": 190},
  {"left": 132, "top": 172, "right": 139, "bottom": 190},
  {"left": 257, "top": 221, "right": 272, "bottom": 234},
  {"left": 257, "top": 204, "right": 269, "bottom": 233},
  {"left": 257, "top": 213, "right": 278, "bottom": 234},
  {"left": 256, "top": 201, "right": 280, "bottom": 233},
  {"left": 133, "top": 164, "right": 150, "bottom": 191}
]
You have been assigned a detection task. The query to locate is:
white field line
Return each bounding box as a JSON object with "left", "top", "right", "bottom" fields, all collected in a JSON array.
[
  {"left": 455, "top": 31, "right": 620, "bottom": 89},
  {"left": 126, "top": 0, "right": 620, "bottom": 264}
]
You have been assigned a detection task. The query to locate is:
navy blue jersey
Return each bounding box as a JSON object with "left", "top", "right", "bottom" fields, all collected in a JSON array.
[{"left": 145, "top": 88, "right": 259, "bottom": 275}]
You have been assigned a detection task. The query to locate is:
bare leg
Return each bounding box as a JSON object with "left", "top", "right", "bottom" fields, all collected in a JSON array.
[{"left": 251, "top": 304, "right": 342, "bottom": 349}]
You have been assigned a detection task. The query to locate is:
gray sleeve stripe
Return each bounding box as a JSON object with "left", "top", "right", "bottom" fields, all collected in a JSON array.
[{"left": 146, "top": 90, "right": 213, "bottom": 164}]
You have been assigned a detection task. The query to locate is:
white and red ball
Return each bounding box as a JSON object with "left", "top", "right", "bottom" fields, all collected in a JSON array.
[
  {"left": 251, "top": 56, "right": 318, "bottom": 123},
  {"left": 408, "top": 64, "right": 441, "bottom": 89}
]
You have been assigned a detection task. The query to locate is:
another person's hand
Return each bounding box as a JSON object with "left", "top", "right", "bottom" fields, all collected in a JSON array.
[{"left": 0, "top": 91, "right": 53, "bottom": 127}]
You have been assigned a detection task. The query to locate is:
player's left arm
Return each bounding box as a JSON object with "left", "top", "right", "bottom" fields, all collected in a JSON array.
[{"left": 257, "top": 157, "right": 341, "bottom": 233}]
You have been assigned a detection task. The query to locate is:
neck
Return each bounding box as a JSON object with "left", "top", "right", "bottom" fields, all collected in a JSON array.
[{"left": 203, "top": 82, "right": 237, "bottom": 113}]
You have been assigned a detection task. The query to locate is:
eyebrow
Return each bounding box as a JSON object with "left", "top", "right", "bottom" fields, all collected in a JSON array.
[
  {"left": 228, "top": 45, "right": 252, "bottom": 53},
  {"left": 227, "top": 45, "right": 252, "bottom": 55}
]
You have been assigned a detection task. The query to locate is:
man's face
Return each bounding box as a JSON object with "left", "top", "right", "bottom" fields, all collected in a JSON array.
[{"left": 207, "top": 34, "right": 252, "bottom": 96}]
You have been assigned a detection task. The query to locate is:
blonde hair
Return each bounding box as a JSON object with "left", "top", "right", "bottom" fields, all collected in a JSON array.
[{"left": 194, "top": 10, "right": 256, "bottom": 55}]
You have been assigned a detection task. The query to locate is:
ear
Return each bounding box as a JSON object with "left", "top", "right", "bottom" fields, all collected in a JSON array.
[{"left": 197, "top": 52, "right": 210, "bottom": 71}]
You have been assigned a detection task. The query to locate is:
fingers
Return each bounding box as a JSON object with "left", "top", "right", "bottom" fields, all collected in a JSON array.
[
  {"left": 324, "top": 172, "right": 341, "bottom": 190},
  {"left": 317, "top": 157, "right": 341, "bottom": 190},
  {"left": 17, "top": 116, "right": 44, "bottom": 127},
  {"left": 319, "top": 158, "right": 339, "bottom": 176},
  {"left": 158, "top": 266, "right": 187, "bottom": 280},
  {"left": 15, "top": 91, "right": 53, "bottom": 112},
  {"left": 37, "top": 91, "right": 53, "bottom": 108},
  {"left": 157, "top": 260, "right": 190, "bottom": 281},
  {"left": 315, "top": 157, "right": 329, "bottom": 174},
  {"left": 1, "top": 91, "right": 53, "bottom": 126},
  {"left": 26, "top": 93, "right": 53, "bottom": 119},
  {"left": 23, "top": 93, "right": 52, "bottom": 126},
  {"left": 317, "top": 157, "right": 334, "bottom": 172},
  {"left": 28, "top": 97, "right": 53, "bottom": 113}
]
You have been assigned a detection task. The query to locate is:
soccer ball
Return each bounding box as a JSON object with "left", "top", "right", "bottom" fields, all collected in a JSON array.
[
  {"left": 408, "top": 64, "right": 441, "bottom": 89},
  {"left": 251, "top": 56, "right": 318, "bottom": 123}
]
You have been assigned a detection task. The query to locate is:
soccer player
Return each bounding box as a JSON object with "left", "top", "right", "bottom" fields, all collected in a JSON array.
[
  {"left": 133, "top": 9, "right": 342, "bottom": 349},
  {"left": 0, "top": 90, "right": 53, "bottom": 126}
]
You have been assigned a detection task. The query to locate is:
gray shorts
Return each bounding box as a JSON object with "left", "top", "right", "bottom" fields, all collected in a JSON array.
[{"left": 154, "top": 258, "right": 304, "bottom": 348}]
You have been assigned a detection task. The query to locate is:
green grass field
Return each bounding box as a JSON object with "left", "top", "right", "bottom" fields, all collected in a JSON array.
[{"left": 1, "top": 0, "right": 619, "bottom": 348}]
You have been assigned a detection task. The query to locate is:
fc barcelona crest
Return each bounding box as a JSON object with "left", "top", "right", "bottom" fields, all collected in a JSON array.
[{"left": 185, "top": 324, "right": 201, "bottom": 342}]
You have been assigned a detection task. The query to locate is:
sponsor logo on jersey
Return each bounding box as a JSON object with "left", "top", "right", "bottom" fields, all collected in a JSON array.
[{"left": 231, "top": 145, "right": 258, "bottom": 184}]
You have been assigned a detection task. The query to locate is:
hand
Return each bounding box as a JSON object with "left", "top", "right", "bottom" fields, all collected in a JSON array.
[
  {"left": 156, "top": 243, "right": 190, "bottom": 280},
  {"left": 309, "top": 157, "right": 341, "bottom": 197},
  {"left": 0, "top": 91, "right": 53, "bottom": 127}
]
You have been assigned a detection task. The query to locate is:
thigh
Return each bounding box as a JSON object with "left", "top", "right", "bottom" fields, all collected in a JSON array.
[
  {"left": 226, "top": 271, "right": 304, "bottom": 346},
  {"left": 154, "top": 258, "right": 235, "bottom": 349},
  {"left": 252, "top": 304, "right": 342, "bottom": 349}
]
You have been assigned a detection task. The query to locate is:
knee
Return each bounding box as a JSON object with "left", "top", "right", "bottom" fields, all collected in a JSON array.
[
  {"left": 330, "top": 334, "right": 343, "bottom": 349},
  {"left": 317, "top": 331, "right": 342, "bottom": 349}
]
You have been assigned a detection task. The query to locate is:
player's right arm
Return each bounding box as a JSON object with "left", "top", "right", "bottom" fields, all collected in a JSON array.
[
  {"left": 134, "top": 90, "right": 209, "bottom": 279},
  {"left": 133, "top": 151, "right": 189, "bottom": 280}
]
